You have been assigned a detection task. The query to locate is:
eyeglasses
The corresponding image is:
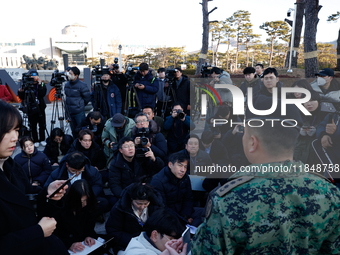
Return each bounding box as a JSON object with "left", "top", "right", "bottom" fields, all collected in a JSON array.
[
  {"left": 136, "top": 120, "right": 148, "bottom": 124},
  {"left": 122, "top": 144, "right": 135, "bottom": 149}
]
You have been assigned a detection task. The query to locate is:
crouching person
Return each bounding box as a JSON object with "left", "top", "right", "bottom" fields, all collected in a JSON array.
[{"left": 124, "top": 208, "right": 187, "bottom": 255}]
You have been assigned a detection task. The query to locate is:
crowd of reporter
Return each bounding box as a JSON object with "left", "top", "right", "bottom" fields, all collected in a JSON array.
[{"left": 3, "top": 62, "right": 340, "bottom": 254}]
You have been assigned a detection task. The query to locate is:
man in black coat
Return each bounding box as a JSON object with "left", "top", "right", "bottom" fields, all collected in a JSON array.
[
  {"left": 109, "top": 137, "right": 164, "bottom": 205},
  {"left": 150, "top": 152, "right": 203, "bottom": 227},
  {"left": 75, "top": 111, "right": 105, "bottom": 146},
  {"left": 172, "top": 67, "right": 195, "bottom": 115},
  {"left": 18, "top": 69, "right": 47, "bottom": 145}
]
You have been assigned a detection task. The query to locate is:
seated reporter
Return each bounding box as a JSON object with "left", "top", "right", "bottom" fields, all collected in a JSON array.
[
  {"left": 150, "top": 152, "right": 203, "bottom": 227},
  {"left": 124, "top": 208, "right": 187, "bottom": 255},
  {"left": 164, "top": 102, "right": 195, "bottom": 154},
  {"left": 15, "top": 136, "right": 53, "bottom": 188},
  {"left": 44, "top": 151, "right": 109, "bottom": 215},
  {"left": 109, "top": 137, "right": 164, "bottom": 205},
  {"left": 132, "top": 113, "right": 167, "bottom": 162},
  {"left": 68, "top": 129, "right": 106, "bottom": 171},
  {"left": 105, "top": 183, "right": 164, "bottom": 254},
  {"left": 75, "top": 111, "right": 105, "bottom": 146},
  {"left": 44, "top": 128, "right": 73, "bottom": 166}
]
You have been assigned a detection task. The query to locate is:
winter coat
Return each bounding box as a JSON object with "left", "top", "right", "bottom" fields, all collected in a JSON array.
[
  {"left": 109, "top": 152, "right": 164, "bottom": 198},
  {"left": 179, "top": 149, "right": 213, "bottom": 174},
  {"left": 67, "top": 139, "right": 106, "bottom": 170},
  {"left": 199, "top": 139, "right": 230, "bottom": 166},
  {"left": 124, "top": 232, "right": 162, "bottom": 255},
  {"left": 311, "top": 78, "right": 340, "bottom": 104},
  {"left": 43, "top": 134, "right": 74, "bottom": 165},
  {"left": 294, "top": 105, "right": 327, "bottom": 164},
  {"left": 44, "top": 156, "right": 103, "bottom": 197},
  {"left": 105, "top": 184, "right": 164, "bottom": 250},
  {"left": 212, "top": 71, "right": 233, "bottom": 103},
  {"left": 132, "top": 119, "right": 167, "bottom": 161},
  {"left": 91, "top": 81, "right": 122, "bottom": 118},
  {"left": 316, "top": 113, "right": 340, "bottom": 160},
  {"left": 256, "top": 81, "right": 282, "bottom": 98},
  {"left": 52, "top": 207, "right": 97, "bottom": 250},
  {"left": 222, "top": 130, "right": 250, "bottom": 170},
  {"left": 150, "top": 166, "right": 194, "bottom": 220},
  {"left": 0, "top": 85, "right": 12, "bottom": 102},
  {"left": 64, "top": 78, "right": 91, "bottom": 115},
  {"left": 240, "top": 76, "right": 263, "bottom": 100},
  {"left": 14, "top": 147, "right": 52, "bottom": 186},
  {"left": 173, "top": 75, "right": 195, "bottom": 112},
  {"left": 133, "top": 70, "right": 159, "bottom": 108},
  {"left": 102, "top": 116, "right": 135, "bottom": 164},
  {"left": 164, "top": 115, "right": 195, "bottom": 153},
  {"left": 0, "top": 157, "right": 68, "bottom": 255},
  {"left": 75, "top": 113, "right": 105, "bottom": 145}
]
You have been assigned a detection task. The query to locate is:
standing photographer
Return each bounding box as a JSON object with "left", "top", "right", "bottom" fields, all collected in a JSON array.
[
  {"left": 110, "top": 60, "right": 128, "bottom": 114},
  {"left": 18, "top": 69, "right": 47, "bottom": 147},
  {"left": 133, "top": 63, "right": 159, "bottom": 109},
  {"left": 64, "top": 67, "right": 91, "bottom": 138},
  {"left": 173, "top": 67, "right": 194, "bottom": 115},
  {"left": 91, "top": 68, "right": 122, "bottom": 120}
]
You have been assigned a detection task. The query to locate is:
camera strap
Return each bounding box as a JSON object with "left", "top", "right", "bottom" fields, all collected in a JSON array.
[{"left": 98, "top": 84, "right": 110, "bottom": 119}]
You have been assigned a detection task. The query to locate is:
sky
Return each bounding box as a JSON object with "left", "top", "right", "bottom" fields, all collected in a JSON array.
[{"left": 0, "top": 0, "right": 339, "bottom": 52}]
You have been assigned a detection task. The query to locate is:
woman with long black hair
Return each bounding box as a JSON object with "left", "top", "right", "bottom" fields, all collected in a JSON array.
[{"left": 0, "top": 100, "right": 69, "bottom": 255}]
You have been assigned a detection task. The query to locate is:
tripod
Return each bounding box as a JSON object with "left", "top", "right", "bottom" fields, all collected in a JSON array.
[
  {"left": 161, "top": 82, "right": 177, "bottom": 119},
  {"left": 124, "top": 83, "right": 142, "bottom": 118},
  {"left": 50, "top": 86, "right": 70, "bottom": 134}
]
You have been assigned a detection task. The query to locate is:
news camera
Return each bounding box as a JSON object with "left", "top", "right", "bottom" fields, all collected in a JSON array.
[
  {"left": 92, "top": 65, "right": 111, "bottom": 86},
  {"left": 201, "top": 63, "right": 212, "bottom": 78},
  {"left": 125, "top": 63, "right": 139, "bottom": 87},
  {"left": 136, "top": 127, "right": 150, "bottom": 146},
  {"left": 165, "top": 68, "right": 177, "bottom": 88},
  {"left": 21, "top": 72, "right": 35, "bottom": 89},
  {"left": 50, "top": 69, "right": 67, "bottom": 95},
  {"left": 112, "top": 57, "right": 119, "bottom": 70}
]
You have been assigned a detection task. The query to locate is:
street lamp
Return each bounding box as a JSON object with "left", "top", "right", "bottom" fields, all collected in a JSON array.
[
  {"left": 118, "top": 44, "right": 122, "bottom": 72},
  {"left": 287, "top": 4, "right": 297, "bottom": 73}
]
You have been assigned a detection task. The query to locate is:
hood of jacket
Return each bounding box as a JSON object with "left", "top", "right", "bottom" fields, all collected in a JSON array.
[
  {"left": 135, "top": 70, "right": 154, "bottom": 81},
  {"left": 220, "top": 71, "right": 231, "bottom": 79},
  {"left": 131, "top": 119, "right": 160, "bottom": 136}
]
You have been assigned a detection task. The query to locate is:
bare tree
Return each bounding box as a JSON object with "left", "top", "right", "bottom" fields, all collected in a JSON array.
[
  {"left": 304, "top": 0, "right": 322, "bottom": 77},
  {"left": 196, "top": 0, "right": 217, "bottom": 75},
  {"left": 284, "top": 0, "right": 305, "bottom": 68}
]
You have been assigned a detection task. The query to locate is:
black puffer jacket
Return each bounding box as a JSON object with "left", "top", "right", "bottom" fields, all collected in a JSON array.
[
  {"left": 43, "top": 135, "right": 74, "bottom": 165},
  {"left": 105, "top": 184, "right": 164, "bottom": 251},
  {"left": 64, "top": 78, "right": 91, "bottom": 115},
  {"left": 14, "top": 147, "right": 52, "bottom": 186},
  {"left": 67, "top": 139, "right": 106, "bottom": 170},
  {"left": 109, "top": 153, "right": 164, "bottom": 198},
  {"left": 150, "top": 166, "right": 194, "bottom": 220},
  {"left": 132, "top": 119, "right": 167, "bottom": 161}
]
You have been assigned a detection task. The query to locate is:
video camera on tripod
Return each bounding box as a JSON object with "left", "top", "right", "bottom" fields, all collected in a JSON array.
[
  {"left": 165, "top": 69, "right": 176, "bottom": 88},
  {"left": 22, "top": 72, "right": 36, "bottom": 89},
  {"left": 50, "top": 69, "right": 67, "bottom": 94},
  {"left": 92, "top": 65, "right": 111, "bottom": 86},
  {"left": 125, "top": 64, "right": 139, "bottom": 87}
]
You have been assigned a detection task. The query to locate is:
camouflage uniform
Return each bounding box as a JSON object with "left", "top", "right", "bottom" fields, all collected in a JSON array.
[{"left": 191, "top": 161, "right": 340, "bottom": 254}]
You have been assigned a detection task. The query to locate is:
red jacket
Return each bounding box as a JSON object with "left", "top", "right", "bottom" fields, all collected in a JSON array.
[{"left": 0, "top": 85, "right": 12, "bottom": 102}]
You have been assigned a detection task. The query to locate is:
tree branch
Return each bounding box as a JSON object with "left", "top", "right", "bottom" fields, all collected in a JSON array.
[{"left": 208, "top": 7, "right": 217, "bottom": 15}]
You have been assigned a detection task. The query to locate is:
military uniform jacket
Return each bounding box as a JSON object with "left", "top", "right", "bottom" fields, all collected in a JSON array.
[{"left": 191, "top": 161, "right": 340, "bottom": 254}]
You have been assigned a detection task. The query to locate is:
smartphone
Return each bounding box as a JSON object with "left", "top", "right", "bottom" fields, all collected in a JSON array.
[
  {"left": 238, "top": 126, "right": 244, "bottom": 132},
  {"left": 182, "top": 227, "right": 191, "bottom": 254},
  {"left": 48, "top": 174, "right": 77, "bottom": 199}
]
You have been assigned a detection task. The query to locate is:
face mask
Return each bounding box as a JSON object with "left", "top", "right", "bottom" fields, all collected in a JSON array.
[{"left": 317, "top": 77, "right": 326, "bottom": 86}]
